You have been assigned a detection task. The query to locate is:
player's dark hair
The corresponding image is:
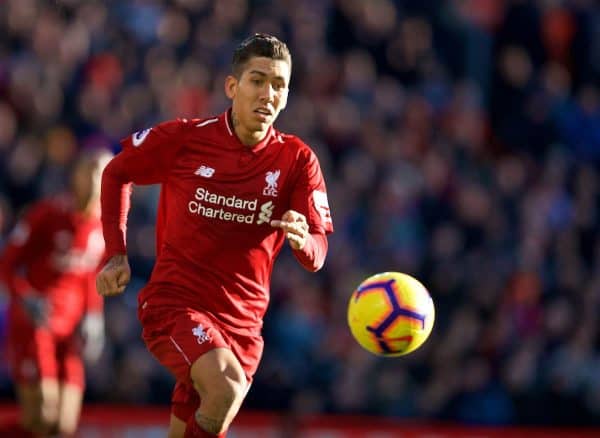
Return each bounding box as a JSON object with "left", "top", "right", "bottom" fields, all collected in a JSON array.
[{"left": 232, "top": 33, "right": 291, "bottom": 78}]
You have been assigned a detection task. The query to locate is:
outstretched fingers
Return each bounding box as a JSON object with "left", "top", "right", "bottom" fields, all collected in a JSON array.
[{"left": 270, "top": 210, "right": 309, "bottom": 250}]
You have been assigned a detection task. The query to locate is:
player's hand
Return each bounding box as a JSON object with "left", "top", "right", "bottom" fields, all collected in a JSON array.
[
  {"left": 270, "top": 210, "right": 309, "bottom": 250},
  {"left": 96, "top": 254, "right": 131, "bottom": 297},
  {"left": 21, "top": 293, "right": 50, "bottom": 326},
  {"left": 81, "top": 312, "right": 105, "bottom": 363}
]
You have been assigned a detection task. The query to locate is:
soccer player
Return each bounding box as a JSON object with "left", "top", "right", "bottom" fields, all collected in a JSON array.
[
  {"left": 0, "top": 149, "right": 111, "bottom": 437},
  {"left": 96, "top": 33, "right": 333, "bottom": 437}
]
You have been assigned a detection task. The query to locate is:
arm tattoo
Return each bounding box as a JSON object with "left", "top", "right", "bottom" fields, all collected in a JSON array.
[{"left": 108, "top": 254, "right": 126, "bottom": 268}]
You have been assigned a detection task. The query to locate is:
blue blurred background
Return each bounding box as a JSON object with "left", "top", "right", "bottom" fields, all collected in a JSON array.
[{"left": 1, "top": 0, "right": 599, "bottom": 427}]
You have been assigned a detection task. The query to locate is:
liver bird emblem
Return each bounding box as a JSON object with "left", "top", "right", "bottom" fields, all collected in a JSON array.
[{"left": 264, "top": 170, "right": 280, "bottom": 196}]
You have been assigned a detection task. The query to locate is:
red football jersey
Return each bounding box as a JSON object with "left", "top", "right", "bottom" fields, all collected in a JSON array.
[
  {"left": 101, "top": 110, "right": 333, "bottom": 332},
  {"left": 0, "top": 195, "right": 105, "bottom": 337}
]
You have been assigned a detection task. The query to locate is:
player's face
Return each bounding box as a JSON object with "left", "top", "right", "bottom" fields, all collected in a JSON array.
[
  {"left": 71, "top": 151, "right": 112, "bottom": 208},
  {"left": 225, "top": 56, "right": 290, "bottom": 143}
]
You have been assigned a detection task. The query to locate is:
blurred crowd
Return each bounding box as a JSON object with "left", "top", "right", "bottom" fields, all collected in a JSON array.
[{"left": 1, "top": 0, "right": 600, "bottom": 426}]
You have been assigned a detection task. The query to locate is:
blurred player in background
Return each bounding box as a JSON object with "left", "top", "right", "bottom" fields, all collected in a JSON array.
[
  {"left": 96, "top": 33, "right": 333, "bottom": 437},
  {"left": 0, "top": 149, "right": 112, "bottom": 437}
]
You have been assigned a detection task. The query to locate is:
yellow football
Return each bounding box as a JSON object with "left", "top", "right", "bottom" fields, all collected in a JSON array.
[{"left": 347, "top": 272, "right": 435, "bottom": 356}]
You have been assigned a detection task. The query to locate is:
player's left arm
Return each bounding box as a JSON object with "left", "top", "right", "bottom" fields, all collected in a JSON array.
[{"left": 271, "top": 149, "right": 333, "bottom": 272}]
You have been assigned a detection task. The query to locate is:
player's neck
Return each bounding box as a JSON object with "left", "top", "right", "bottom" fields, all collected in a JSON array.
[
  {"left": 230, "top": 112, "right": 269, "bottom": 146},
  {"left": 236, "top": 128, "right": 268, "bottom": 146}
]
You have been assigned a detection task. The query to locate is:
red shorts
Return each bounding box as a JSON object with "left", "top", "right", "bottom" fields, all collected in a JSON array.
[
  {"left": 6, "top": 320, "right": 84, "bottom": 389},
  {"left": 138, "top": 303, "right": 264, "bottom": 421}
]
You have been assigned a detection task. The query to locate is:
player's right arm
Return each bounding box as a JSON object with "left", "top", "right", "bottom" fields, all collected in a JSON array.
[{"left": 96, "top": 120, "right": 188, "bottom": 297}]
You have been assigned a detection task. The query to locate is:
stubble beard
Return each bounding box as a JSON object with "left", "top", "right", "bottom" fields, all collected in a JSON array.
[{"left": 232, "top": 110, "right": 272, "bottom": 144}]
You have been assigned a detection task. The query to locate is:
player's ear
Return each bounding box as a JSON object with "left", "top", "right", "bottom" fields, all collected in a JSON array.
[{"left": 224, "top": 75, "right": 237, "bottom": 100}]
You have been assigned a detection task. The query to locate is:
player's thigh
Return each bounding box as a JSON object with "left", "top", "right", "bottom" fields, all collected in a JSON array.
[
  {"left": 57, "top": 382, "right": 84, "bottom": 435},
  {"left": 190, "top": 347, "right": 247, "bottom": 402},
  {"left": 168, "top": 414, "right": 186, "bottom": 438},
  {"left": 140, "top": 307, "right": 229, "bottom": 383},
  {"left": 190, "top": 348, "right": 247, "bottom": 434}
]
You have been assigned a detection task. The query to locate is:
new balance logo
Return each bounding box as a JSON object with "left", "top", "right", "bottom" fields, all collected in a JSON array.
[
  {"left": 195, "top": 165, "right": 215, "bottom": 178},
  {"left": 192, "top": 324, "right": 211, "bottom": 344},
  {"left": 257, "top": 201, "right": 275, "bottom": 225}
]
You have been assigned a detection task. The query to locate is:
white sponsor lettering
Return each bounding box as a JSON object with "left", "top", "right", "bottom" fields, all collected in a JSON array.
[
  {"left": 188, "top": 201, "right": 255, "bottom": 223},
  {"left": 194, "top": 187, "right": 257, "bottom": 210},
  {"left": 257, "top": 201, "right": 275, "bottom": 224},
  {"left": 188, "top": 187, "right": 276, "bottom": 225}
]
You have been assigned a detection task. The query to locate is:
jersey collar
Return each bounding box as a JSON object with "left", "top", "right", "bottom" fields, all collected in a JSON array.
[{"left": 220, "top": 108, "right": 276, "bottom": 153}]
